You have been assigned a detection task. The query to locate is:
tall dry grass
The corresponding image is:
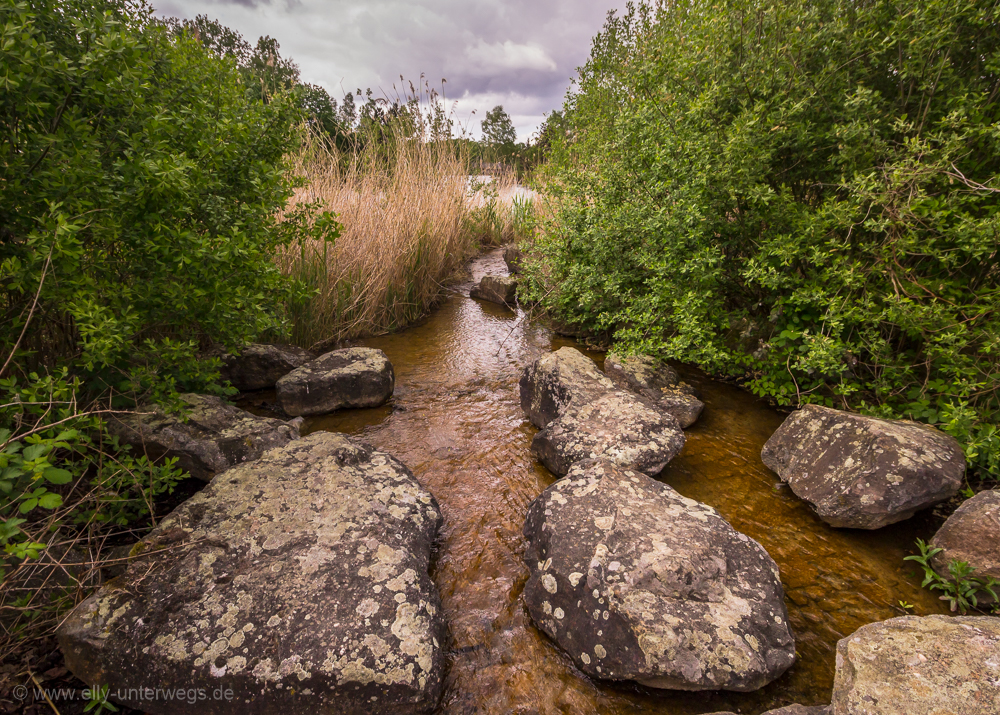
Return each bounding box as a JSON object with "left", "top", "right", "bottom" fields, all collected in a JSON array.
[{"left": 278, "top": 127, "right": 526, "bottom": 348}]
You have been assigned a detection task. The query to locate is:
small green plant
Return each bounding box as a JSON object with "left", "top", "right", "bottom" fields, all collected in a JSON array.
[
  {"left": 905, "top": 539, "right": 1000, "bottom": 614},
  {"left": 897, "top": 600, "right": 915, "bottom": 612},
  {"left": 84, "top": 684, "right": 119, "bottom": 713}
]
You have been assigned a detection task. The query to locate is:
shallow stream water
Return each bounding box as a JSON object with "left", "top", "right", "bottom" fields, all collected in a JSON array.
[{"left": 273, "top": 250, "right": 948, "bottom": 714}]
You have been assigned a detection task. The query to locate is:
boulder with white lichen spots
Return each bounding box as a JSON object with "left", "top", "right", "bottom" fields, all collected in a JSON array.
[
  {"left": 522, "top": 459, "right": 796, "bottom": 691},
  {"left": 530, "top": 390, "right": 685, "bottom": 477},
  {"left": 57, "top": 432, "right": 445, "bottom": 715},
  {"left": 831, "top": 615, "right": 1000, "bottom": 714},
  {"left": 276, "top": 347, "right": 395, "bottom": 417},
  {"left": 106, "top": 393, "right": 299, "bottom": 482},
  {"left": 519, "top": 347, "right": 615, "bottom": 429},
  {"left": 761, "top": 404, "right": 965, "bottom": 529},
  {"left": 220, "top": 343, "right": 315, "bottom": 391},
  {"left": 603, "top": 352, "right": 704, "bottom": 428}
]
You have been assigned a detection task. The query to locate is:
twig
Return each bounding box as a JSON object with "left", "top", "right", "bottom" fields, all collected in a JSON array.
[{"left": 28, "top": 671, "right": 62, "bottom": 715}]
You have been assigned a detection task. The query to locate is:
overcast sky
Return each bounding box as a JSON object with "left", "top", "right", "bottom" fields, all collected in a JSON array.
[{"left": 152, "top": 0, "right": 628, "bottom": 141}]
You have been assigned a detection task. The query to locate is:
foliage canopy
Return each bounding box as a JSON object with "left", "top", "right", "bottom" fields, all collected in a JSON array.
[{"left": 528, "top": 0, "right": 1000, "bottom": 478}]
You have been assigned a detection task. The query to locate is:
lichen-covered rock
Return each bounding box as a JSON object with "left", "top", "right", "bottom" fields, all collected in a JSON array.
[
  {"left": 502, "top": 244, "right": 522, "bottom": 274},
  {"left": 106, "top": 393, "right": 298, "bottom": 482},
  {"left": 519, "top": 347, "right": 614, "bottom": 429},
  {"left": 57, "top": 432, "right": 446, "bottom": 715},
  {"left": 832, "top": 615, "right": 1000, "bottom": 715},
  {"left": 531, "top": 391, "right": 684, "bottom": 476},
  {"left": 605, "top": 352, "right": 680, "bottom": 393},
  {"left": 930, "top": 489, "right": 1000, "bottom": 586},
  {"left": 277, "top": 347, "right": 394, "bottom": 417},
  {"left": 763, "top": 706, "right": 831, "bottom": 715},
  {"left": 522, "top": 459, "right": 796, "bottom": 691},
  {"left": 221, "top": 343, "right": 314, "bottom": 391},
  {"left": 603, "top": 352, "right": 704, "bottom": 428},
  {"left": 761, "top": 405, "right": 965, "bottom": 529},
  {"left": 470, "top": 275, "right": 517, "bottom": 306}
]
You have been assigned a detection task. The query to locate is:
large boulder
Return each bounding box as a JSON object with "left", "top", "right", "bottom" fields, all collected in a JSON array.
[
  {"left": 469, "top": 275, "right": 517, "bottom": 307},
  {"left": 522, "top": 459, "right": 796, "bottom": 691},
  {"left": 276, "top": 347, "right": 394, "bottom": 417},
  {"left": 832, "top": 615, "right": 1000, "bottom": 714},
  {"left": 107, "top": 393, "right": 298, "bottom": 482},
  {"left": 530, "top": 391, "right": 685, "bottom": 476},
  {"left": 519, "top": 347, "right": 614, "bottom": 429},
  {"left": 57, "top": 432, "right": 446, "bottom": 715},
  {"left": 761, "top": 405, "right": 965, "bottom": 529},
  {"left": 604, "top": 352, "right": 704, "bottom": 428},
  {"left": 930, "top": 489, "right": 1000, "bottom": 601},
  {"left": 221, "top": 343, "right": 314, "bottom": 391}
]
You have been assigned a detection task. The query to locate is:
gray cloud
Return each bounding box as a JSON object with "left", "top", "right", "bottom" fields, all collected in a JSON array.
[{"left": 152, "top": 0, "right": 628, "bottom": 140}]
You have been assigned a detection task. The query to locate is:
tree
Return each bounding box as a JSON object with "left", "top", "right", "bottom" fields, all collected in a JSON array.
[{"left": 481, "top": 105, "right": 517, "bottom": 148}]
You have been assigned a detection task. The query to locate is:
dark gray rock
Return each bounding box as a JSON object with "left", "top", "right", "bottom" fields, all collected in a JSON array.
[
  {"left": 107, "top": 393, "right": 298, "bottom": 482},
  {"left": 276, "top": 347, "right": 394, "bottom": 417},
  {"left": 761, "top": 706, "right": 830, "bottom": 715},
  {"left": 221, "top": 343, "right": 314, "bottom": 391},
  {"left": 519, "top": 347, "right": 614, "bottom": 429},
  {"left": 58, "top": 432, "right": 446, "bottom": 715},
  {"left": 604, "top": 352, "right": 703, "bottom": 428},
  {"left": 531, "top": 391, "right": 684, "bottom": 477},
  {"left": 604, "top": 352, "right": 680, "bottom": 392},
  {"left": 522, "top": 459, "right": 796, "bottom": 691},
  {"left": 930, "top": 490, "right": 1000, "bottom": 585},
  {"left": 832, "top": 615, "right": 1000, "bottom": 714},
  {"left": 761, "top": 404, "right": 965, "bottom": 529},
  {"left": 470, "top": 275, "right": 517, "bottom": 306},
  {"left": 503, "top": 244, "right": 522, "bottom": 274}
]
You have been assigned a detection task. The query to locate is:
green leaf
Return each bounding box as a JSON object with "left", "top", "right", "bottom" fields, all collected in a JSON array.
[
  {"left": 36, "top": 492, "right": 63, "bottom": 509},
  {"left": 43, "top": 467, "right": 73, "bottom": 485}
]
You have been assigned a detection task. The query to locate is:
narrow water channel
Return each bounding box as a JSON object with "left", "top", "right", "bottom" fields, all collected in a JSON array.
[{"left": 296, "top": 250, "right": 948, "bottom": 714}]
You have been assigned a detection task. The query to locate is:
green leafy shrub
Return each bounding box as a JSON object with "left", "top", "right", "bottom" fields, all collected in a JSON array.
[
  {"left": 905, "top": 539, "right": 1000, "bottom": 614},
  {"left": 527, "top": 0, "right": 1000, "bottom": 478}
]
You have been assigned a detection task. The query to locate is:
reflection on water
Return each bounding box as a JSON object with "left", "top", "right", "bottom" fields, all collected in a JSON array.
[{"left": 298, "top": 250, "right": 947, "bottom": 714}]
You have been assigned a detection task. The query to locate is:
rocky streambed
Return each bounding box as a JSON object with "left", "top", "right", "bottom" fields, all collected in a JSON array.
[{"left": 57, "top": 250, "right": 999, "bottom": 714}]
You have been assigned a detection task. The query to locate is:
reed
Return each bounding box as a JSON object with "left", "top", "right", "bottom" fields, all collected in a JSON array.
[{"left": 278, "top": 126, "right": 524, "bottom": 348}]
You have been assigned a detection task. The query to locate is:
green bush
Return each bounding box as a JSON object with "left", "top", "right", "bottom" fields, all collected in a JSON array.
[{"left": 527, "top": 0, "right": 1000, "bottom": 478}]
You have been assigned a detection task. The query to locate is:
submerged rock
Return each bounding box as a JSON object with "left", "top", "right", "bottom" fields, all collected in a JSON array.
[
  {"left": 531, "top": 391, "right": 684, "bottom": 476},
  {"left": 519, "top": 347, "right": 614, "bottom": 429},
  {"left": 58, "top": 432, "right": 446, "bottom": 715},
  {"left": 106, "top": 393, "right": 298, "bottom": 482},
  {"left": 930, "top": 490, "right": 1000, "bottom": 585},
  {"left": 522, "top": 459, "right": 796, "bottom": 692},
  {"left": 761, "top": 404, "right": 964, "bottom": 529},
  {"left": 277, "top": 347, "right": 394, "bottom": 417},
  {"left": 220, "top": 342, "right": 314, "bottom": 391},
  {"left": 502, "top": 244, "right": 522, "bottom": 274},
  {"left": 603, "top": 352, "right": 704, "bottom": 428},
  {"left": 470, "top": 275, "right": 518, "bottom": 306},
  {"left": 832, "top": 615, "right": 1000, "bottom": 714}
]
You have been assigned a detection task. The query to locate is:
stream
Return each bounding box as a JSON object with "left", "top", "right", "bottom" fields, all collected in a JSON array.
[{"left": 255, "top": 250, "right": 949, "bottom": 714}]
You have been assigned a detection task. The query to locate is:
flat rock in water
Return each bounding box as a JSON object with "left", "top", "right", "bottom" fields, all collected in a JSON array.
[
  {"left": 469, "top": 275, "right": 517, "bottom": 306},
  {"left": 522, "top": 459, "right": 796, "bottom": 691},
  {"left": 604, "top": 352, "right": 704, "bottom": 428},
  {"left": 519, "top": 347, "right": 615, "bottom": 429},
  {"left": 832, "top": 615, "right": 1000, "bottom": 714},
  {"left": 57, "top": 432, "right": 446, "bottom": 715},
  {"left": 930, "top": 489, "right": 1000, "bottom": 584},
  {"left": 502, "top": 244, "right": 522, "bottom": 274},
  {"left": 221, "top": 343, "right": 314, "bottom": 391},
  {"left": 106, "top": 393, "right": 298, "bottom": 482},
  {"left": 276, "top": 347, "right": 394, "bottom": 417},
  {"left": 761, "top": 404, "right": 965, "bottom": 529},
  {"left": 531, "top": 390, "right": 684, "bottom": 476}
]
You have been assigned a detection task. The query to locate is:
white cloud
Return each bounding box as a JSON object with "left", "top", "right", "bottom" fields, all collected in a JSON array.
[{"left": 465, "top": 40, "right": 557, "bottom": 73}]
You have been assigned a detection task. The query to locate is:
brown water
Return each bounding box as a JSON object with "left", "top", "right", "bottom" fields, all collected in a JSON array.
[{"left": 282, "top": 250, "right": 948, "bottom": 714}]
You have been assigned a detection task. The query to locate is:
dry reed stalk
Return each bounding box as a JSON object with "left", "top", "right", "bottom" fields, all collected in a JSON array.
[{"left": 278, "top": 127, "right": 523, "bottom": 348}]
